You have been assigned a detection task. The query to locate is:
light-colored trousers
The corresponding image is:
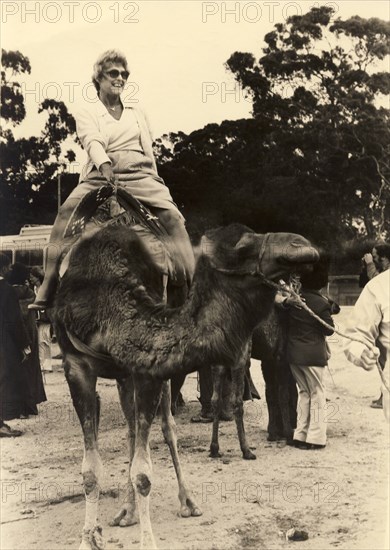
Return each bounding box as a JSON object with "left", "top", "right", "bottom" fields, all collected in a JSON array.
[
  {"left": 38, "top": 323, "right": 52, "bottom": 372},
  {"left": 290, "top": 364, "right": 327, "bottom": 446}
]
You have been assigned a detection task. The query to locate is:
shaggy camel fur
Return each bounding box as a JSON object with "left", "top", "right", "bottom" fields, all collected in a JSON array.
[
  {"left": 52, "top": 223, "right": 318, "bottom": 549},
  {"left": 205, "top": 302, "right": 300, "bottom": 459}
]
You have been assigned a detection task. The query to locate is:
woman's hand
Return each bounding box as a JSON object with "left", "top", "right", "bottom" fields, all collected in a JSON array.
[
  {"left": 100, "top": 162, "right": 116, "bottom": 185},
  {"left": 363, "top": 253, "right": 374, "bottom": 265}
]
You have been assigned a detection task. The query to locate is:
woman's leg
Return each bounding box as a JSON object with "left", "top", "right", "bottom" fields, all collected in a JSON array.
[
  {"left": 31, "top": 180, "right": 99, "bottom": 308},
  {"left": 31, "top": 201, "right": 76, "bottom": 307},
  {"left": 38, "top": 323, "right": 52, "bottom": 372},
  {"left": 153, "top": 208, "right": 195, "bottom": 286}
]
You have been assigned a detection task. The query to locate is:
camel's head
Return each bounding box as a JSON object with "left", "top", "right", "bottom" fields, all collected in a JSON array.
[{"left": 199, "top": 224, "right": 319, "bottom": 283}]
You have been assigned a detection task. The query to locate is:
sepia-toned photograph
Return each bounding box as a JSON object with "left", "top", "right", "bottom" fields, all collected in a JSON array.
[{"left": 1, "top": 1, "right": 389, "bottom": 549}]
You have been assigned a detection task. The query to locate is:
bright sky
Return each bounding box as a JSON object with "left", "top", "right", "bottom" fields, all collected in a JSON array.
[{"left": 1, "top": 0, "right": 389, "bottom": 144}]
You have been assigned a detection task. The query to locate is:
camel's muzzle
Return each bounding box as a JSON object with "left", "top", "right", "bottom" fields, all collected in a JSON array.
[{"left": 279, "top": 244, "right": 319, "bottom": 265}]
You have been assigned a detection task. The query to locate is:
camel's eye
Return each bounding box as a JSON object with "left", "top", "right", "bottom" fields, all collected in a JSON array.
[{"left": 290, "top": 241, "right": 304, "bottom": 248}]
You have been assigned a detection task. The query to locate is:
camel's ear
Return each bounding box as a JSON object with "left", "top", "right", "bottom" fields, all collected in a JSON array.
[{"left": 234, "top": 232, "right": 261, "bottom": 251}]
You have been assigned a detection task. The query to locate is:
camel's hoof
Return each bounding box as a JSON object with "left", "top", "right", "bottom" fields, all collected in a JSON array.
[
  {"left": 209, "top": 443, "right": 221, "bottom": 458},
  {"left": 190, "top": 506, "right": 203, "bottom": 517},
  {"left": 180, "top": 500, "right": 203, "bottom": 517},
  {"left": 243, "top": 449, "right": 257, "bottom": 460},
  {"left": 109, "top": 508, "right": 137, "bottom": 527},
  {"left": 79, "top": 525, "right": 104, "bottom": 550},
  {"left": 119, "top": 516, "right": 137, "bottom": 527},
  {"left": 209, "top": 451, "right": 222, "bottom": 458}
]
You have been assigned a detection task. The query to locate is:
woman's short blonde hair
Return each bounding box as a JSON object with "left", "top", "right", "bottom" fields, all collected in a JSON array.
[{"left": 92, "top": 49, "right": 129, "bottom": 92}]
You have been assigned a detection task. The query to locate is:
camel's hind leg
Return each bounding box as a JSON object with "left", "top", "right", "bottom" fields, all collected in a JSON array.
[
  {"left": 64, "top": 358, "right": 104, "bottom": 550},
  {"left": 232, "top": 342, "right": 256, "bottom": 460},
  {"left": 160, "top": 381, "right": 202, "bottom": 517},
  {"left": 131, "top": 374, "right": 163, "bottom": 550},
  {"left": 110, "top": 376, "right": 137, "bottom": 527},
  {"left": 231, "top": 369, "right": 256, "bottom": 460},
  {"left": 209, "top": 365, "right": 226, "bottom": 458}
]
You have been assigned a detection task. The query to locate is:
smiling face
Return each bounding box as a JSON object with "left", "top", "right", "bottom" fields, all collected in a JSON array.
[{"left": 98, "top": 62, "right": 129, "bottom": 99}]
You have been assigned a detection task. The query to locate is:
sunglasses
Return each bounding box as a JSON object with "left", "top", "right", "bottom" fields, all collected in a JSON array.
[{"left": 104, "top": 69, "right": 130, "bottom": 80}]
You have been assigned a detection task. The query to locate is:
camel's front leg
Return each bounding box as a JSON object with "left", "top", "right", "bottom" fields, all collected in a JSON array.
[
  {"left": 110, "top": 376, "right": 137, "bottom": 527},
  {"left": 131, "top": 374, "right": 163, "bottom": 550},
  {"left": 65, "top": 358, "right": 104, "bottom": 550},
  {"left": 160, "top": 381, "right": 202, "bottom": 517},
  {"left": 209, "top": 365, "right": 225, "bottom": 458}
]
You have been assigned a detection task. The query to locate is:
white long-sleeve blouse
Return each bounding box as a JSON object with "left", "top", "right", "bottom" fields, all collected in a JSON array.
[{"left": 75, "top": 99, "right": 158, "bottom": 181}]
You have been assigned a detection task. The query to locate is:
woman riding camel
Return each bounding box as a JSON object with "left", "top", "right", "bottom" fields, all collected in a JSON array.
[{"left": 30, "top": 49, "right": 195, "bottom": 310}]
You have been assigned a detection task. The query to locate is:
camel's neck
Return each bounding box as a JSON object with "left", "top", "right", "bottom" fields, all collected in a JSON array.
[{"left": 127, "top": 261, "right": 276, "bottom": 380}]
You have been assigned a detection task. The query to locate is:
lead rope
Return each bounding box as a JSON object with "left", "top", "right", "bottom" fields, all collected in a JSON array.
[{"left": 264, "top": 278, "right": 390, "bottom": 394}]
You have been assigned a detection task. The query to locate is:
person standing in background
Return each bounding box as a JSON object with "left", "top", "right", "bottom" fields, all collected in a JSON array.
[
  {"left": 344, "top": 269, "right": 389, "bottom": 422},
  {"left": 285, "top": 259, "right": 335, "bottom": 450},
  {"left": 7, "top": 263, "right": 47, "bottom": 418},
  {"left": 30, "top": 266, "right": 53, "bottom": 373},
  {"left": 0, "top": 254, "right": 30, "bottom": 436},
  {"left": 363, "top": 244, "right": 390, "bottom": 281},
  {"left": 359, "top": 243, "right": 390, "bottom": 408}
]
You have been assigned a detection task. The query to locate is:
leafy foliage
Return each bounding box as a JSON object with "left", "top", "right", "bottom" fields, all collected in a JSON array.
[
  {"left": 1, "top": 50, "right": 31, "bottom": 125},
  {"left": 154, "top": 7, "right": 389, "bottom": 250},
  {"left": 0, "top": 50, "right": 78, "bottom": 234},
  {"left": 225, "top": 7, "right": 390, "bottom": 241}
]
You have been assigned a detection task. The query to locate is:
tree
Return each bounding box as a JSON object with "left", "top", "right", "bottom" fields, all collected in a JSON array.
[
  {"left": 226, "top": 7, "right": 390, "bottom": 241},
  {"left": 154, "top": 9, "right": 389, "bottom": 248},
  {"left": 0, "top": 50, "right": 78, "bottom": 234},
  {"left": 1, "top": 50, "right": 31, "bottom": 126}
]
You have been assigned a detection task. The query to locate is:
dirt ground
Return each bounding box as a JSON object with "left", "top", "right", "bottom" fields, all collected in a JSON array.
[{"left": 1, "top": 307, "right": 389, "bottom": 550}]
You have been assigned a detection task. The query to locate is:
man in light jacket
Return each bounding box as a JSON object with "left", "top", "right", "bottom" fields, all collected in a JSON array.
[{"left": 344, "top": 269, "right": 389, "bottom": 421}]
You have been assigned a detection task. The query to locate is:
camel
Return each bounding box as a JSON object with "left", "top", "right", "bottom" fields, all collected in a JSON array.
[
  {"left": 52, "top": 221, "right": 318, "bottom": 549},
  {"left": 203, "top": 305, "right": 299, "bottom": 460},
  {"left": 173, "top": 303, "right": 298, "bottom": 459}
]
